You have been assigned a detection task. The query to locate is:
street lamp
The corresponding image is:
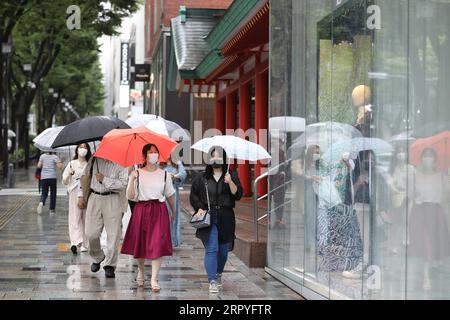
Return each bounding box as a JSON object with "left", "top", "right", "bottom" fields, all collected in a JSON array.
[{"left": 1, "top": 41, "right": 13, "bottom": 185}]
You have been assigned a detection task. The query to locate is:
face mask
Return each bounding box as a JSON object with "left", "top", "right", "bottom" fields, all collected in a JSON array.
[
  {"left": 312, "top": 153, "right": 321, "bottom": 161},
  {"left": 422, "top": 157, "right": 435, "bottom": 168},
  {"left": 397, "top": 153, "right": 407, "bottom": 162},
  {"left": 147, "top": 153, "right": 159, "bottom": 164},
  {"left": 78, "top": 148, "right": 88, "bottom": 157}
]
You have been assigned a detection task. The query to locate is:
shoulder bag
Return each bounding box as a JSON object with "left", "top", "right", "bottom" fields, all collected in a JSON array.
[{"left": 190, "top": 179, "right": 211, "bottom": 229}]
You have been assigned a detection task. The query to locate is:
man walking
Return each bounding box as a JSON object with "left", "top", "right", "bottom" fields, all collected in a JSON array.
[{"left": 78, "top": 156, "right": 128, "bottom": 278}]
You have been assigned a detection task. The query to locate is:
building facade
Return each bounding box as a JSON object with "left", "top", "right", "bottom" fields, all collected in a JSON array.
[{"left": 267, "top": 0, "right": 450, "bottom": 300}]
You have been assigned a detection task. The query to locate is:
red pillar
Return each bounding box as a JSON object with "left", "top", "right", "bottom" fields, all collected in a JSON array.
[
  {"left": 215, "top": 98, "right": 225, "bottom": 134},
  {"left": 238, "top": 83, "right": 252, "bottom": 196},
  {"left": 255, "top": 70, "right": 268, "bottom": 197},
  {"left": 226, "top": 92, "right": 237, "bottom": 171}
]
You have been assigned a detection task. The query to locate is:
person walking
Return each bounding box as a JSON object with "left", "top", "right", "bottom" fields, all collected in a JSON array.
[
  {"left": 36, "top": 152, "right": 63, "bottom": 214},
  {"left": 62, "top": 143, "right": 91, "bottom": 255},
  {"left": 189, "top": 147, "right": 243, "bottom": 293},
  {"left": 77, "top": 156, "right": 128, "bottom": 279},
  {"left": 161, "top": 158, "right": 187, "bottom": 247},
  {"left": 121, "top": 144, "right": 176, "bottom": 291}
]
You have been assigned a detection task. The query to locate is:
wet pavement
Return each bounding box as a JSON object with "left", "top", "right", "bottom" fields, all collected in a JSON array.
[{"left": 0, "top": 169, "right": 303, "bottom": 300}]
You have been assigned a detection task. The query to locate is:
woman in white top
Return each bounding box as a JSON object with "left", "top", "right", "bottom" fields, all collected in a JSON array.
[
  {"left": 121, "top": 144, "right": 176, "bottom": 292},
  {"left": 409, "top": 148, "right": 450, "bottom": 290},
  {"left": 62, "top": 143, "right": 91, "bottom": 255}
]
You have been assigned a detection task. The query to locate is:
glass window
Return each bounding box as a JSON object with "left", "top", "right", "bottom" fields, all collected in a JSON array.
[{"left": 269, "top": 0, "right": 450, "bottom": 300}]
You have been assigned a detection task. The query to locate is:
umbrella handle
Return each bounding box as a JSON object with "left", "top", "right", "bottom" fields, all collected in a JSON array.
[{"left": 93, "top": 142, "right": 100, "bottom": 172}]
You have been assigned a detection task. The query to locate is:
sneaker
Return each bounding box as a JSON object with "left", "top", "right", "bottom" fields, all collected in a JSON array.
[
  {"left": 49, "top": 210, "right": 56, "bottom": 215},
  {"left": 37, "top": 202, "right": 43, "bottom": 214},
  {"left": 216, "top": 273, "right": 223, "bottom": 288},
  {"left": 91, "top": 255, "right": 105, "bottom": 273},
  {"left": 342, "top": 262, "right": 367, "bottom": 279},
  {"left": 103, "top": 266, "right": 115, "bottom": 278},
  {"left": 209, "top": 281, "right": 219, "bottom": 294},
  {"left": 80, "top": 246, "right": 88, "bottom": 252}
]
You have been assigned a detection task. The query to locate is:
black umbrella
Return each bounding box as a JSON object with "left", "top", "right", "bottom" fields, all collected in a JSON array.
[{"left": 51, "top": 116, "right": 130, "bottom": 148}]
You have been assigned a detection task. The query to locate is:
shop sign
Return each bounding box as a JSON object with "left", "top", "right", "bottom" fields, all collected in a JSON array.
[{"left": 120, "top": 42, "right": 129, "bottom": 85}]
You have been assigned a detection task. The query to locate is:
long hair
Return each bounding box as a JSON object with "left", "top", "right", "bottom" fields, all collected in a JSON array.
[
  {"left": 142, "top": 143, "right": 160, "bottom": 166},
  {"left": 305, "top": 145, "right": 320, "bottom": 171},
  {"left": 205, "top": 146, "right": 228, "bottom": 178},
  {"left": 73, "top": 143, "right": 92, "bottom": 162}
]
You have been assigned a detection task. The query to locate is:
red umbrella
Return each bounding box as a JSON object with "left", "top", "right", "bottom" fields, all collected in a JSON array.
[
  {"left": 94, "top": 126, "right": 177, "bottom": 167},
  {"left": 410, "top": 131, "right": 450, "bottom": 171}
]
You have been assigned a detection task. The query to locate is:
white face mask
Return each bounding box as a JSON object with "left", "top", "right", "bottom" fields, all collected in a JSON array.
[
  {"left": 147, "top": 153, "right": 159, "bottom": 164},
  {"left": 78, "top": 148, "right": 88, "bottom": 158},
  {"left": 422, "top": 157, "right": 435, "bottom": 168},
  {"left": 312, "top": 153, "right": 321, "bottom": 161}
]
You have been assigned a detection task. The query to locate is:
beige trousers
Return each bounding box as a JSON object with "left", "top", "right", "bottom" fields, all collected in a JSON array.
[
  {"left": 68, "top": 188, "right": 87, "bottom": 247},
  {"left": 85, "top": 193, "right": 122, "bottom": 268}
]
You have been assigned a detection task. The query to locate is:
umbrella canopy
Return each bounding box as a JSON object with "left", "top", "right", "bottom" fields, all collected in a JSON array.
[
  {"left": 269, "top": 116, "right": 306, "bottom": 133},
  {"left": 288, "top": 122, "right": 362, "bottom": 159},
  {"left": 126, "top": 114, "right": 191, "bottom": 141},
  {"left": 94, "top": 126, "right": 178, "bottom": 167},
  {"left": 322, "top": 137, "right": 394, "bottom": 162},
  {"left": 33, "top": 127, "right": 71, "bottom": 153},
  {"left": 8, "top": 129, "right": 16, "bottom": 138},
  {"left": 191, "top": 136, "right": 271, "bottom": 162},
  {"left": 52, "top": 116, "right": 130, "bottom": 148},
  {"left": 410, "top": 131, "right": 450, "bottom": 171}
]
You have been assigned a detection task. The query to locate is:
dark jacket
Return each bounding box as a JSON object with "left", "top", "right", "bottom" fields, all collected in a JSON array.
[{"left": 189, "top": 169, "right": 243, "bottom": 249}]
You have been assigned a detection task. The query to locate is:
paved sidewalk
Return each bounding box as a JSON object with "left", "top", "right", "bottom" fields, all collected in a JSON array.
[{"left": 0, "top": 172, "right": 302, "bottom": 300}]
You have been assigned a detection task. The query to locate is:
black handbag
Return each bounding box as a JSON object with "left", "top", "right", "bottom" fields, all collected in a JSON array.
[{"left": 190, "top": 180, "right": 211, "bottom": 229}]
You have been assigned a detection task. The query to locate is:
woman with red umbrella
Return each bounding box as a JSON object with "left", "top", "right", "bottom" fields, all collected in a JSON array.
[
  {"left": 120, "top": 144, "right": 176, "bottom": 292},
  {"left": 409, "top": 148, "right": 450, "bottom": 290}
]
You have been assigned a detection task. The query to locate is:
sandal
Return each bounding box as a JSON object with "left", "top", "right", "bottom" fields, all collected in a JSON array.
[
  {"left": 151, "top": 281, "right": 161, "bottom": 292},
  {"left": 136, "top": 270, "right": 145, "bottom": 287}
]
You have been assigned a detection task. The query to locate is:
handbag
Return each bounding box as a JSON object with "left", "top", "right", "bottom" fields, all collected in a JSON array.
[
  {"left": 80, "top": 158, "right": 95, "bottom": 201},
  {"left": 190, "top": 180, "right": 211, "bottom": 229}
]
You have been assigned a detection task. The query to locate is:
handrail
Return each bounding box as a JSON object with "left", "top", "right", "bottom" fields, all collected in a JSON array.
[{"left": 253, "top": 160, "right": 291, "bottom": 242}]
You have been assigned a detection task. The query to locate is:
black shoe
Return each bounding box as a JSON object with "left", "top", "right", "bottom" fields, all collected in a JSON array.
[
  {"left": 91, "top": 256, "right": 105, "bottom": 273},
  {"left": 70, "top": 245, "right": 77, "bottom": 255},
  {"left": 103, "top": 266, "right": 115, "bottom": 278}
]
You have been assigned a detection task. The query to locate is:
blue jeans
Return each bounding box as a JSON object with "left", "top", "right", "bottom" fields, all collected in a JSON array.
[
  {"left": 40, "top": 179, "right": 57, "bottom": 210},
  {"left": 204, "top": 224, "right": 230, "bottom": 283}
]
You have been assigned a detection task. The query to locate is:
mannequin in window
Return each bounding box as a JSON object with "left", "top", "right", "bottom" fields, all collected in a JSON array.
[{"left": 352, "top": 85, "right": 373, "bottom": 138}]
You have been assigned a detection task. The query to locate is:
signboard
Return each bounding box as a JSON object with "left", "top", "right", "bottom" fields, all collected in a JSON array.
[
  {"left": 133, "top": 64, "right": 151, "bottom": 82},
  {"left": 120, "top": 42, "right": 129, "bottom": 85}
]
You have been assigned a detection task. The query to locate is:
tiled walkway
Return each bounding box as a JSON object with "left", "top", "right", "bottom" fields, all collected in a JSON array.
[{"left": 0, "top": 177, "right": 302, "bottom": 300}]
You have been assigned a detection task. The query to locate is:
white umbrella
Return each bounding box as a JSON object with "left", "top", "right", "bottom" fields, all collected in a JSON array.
[
  {"left": 269, "top": 116, "right": 306, "bottom": 133},
  {"left": 8, "top": 129, "right": 16, "bottom": 138},
  {"left": 191, "top": 136, "right": 271, "bottom": 162},
  {"left": 33, "top": 127, "right": 70, "bottom": 153},
  {"left": 288, "top": 122, "right": 362, "bottom": 159},
  {"left": 322, "top": 137, "right": 394, "bottom": 162},
  {"left": 126, "top": 114, "right": 190, "bottom": 141}
]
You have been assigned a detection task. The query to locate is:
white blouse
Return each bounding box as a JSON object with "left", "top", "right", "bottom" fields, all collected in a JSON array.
[
  {"left": 127, "top": 168, "right": 175, "bottom": 202},
  {"left": 62, "top": 159, "right": 88, "bottom": 193},
  {"left": 414, "top": 170, "right": 449, "bottom": 205}
]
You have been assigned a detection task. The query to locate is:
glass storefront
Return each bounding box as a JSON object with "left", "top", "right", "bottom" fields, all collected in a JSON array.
[{"left": 268, "top": 0, "right": 450, "bottom": 299}]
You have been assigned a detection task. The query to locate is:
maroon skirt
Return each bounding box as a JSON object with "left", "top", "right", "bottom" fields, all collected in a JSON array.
[
  {"left": 409, "top": 202, "right": 450, "bottom": 261},
  {"left": 121, "top": 200, "right": 173, "bottom": 259}
]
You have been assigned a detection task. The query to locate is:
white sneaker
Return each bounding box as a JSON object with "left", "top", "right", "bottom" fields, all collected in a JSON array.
[
  {"left": 37, "top": 202, "right": 43, "bottom": 214},
  {"left": 216, "top": 274, "right": 223, "bottom": 288},
  {"left": 80, "top": 246, "right": 88, "bottom": 252},
  {"left": 49, "top": 210, "right": 56, "bottom": 215},
  {"left": 342, "top": 263, "right": 367, "bottom": 279},
  {"left": 209, "top": 281, "right": 219, "bottom": 294}
]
